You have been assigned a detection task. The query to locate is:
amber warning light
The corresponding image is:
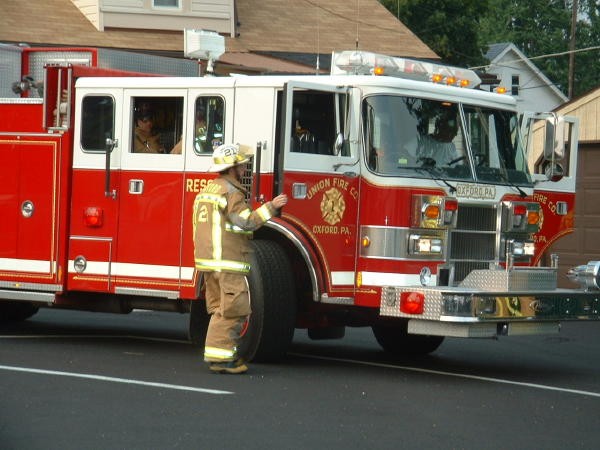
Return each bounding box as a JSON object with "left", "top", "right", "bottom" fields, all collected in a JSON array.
[{"left": 332, "top": 50, "right": 481, "bottom": 88}]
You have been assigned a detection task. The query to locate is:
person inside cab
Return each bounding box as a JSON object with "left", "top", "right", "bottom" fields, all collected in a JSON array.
[
  {"left": 416, "top": 109, "right": 461, "bottom": 167},
  {"left": 133, "top": 110, "right": 165, "bottom": 153}
]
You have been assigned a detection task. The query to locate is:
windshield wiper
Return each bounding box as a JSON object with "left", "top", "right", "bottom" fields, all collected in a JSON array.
[
  {"left": 496, "top": 170, "right": 528, "bottom": 198},
  {"left": 413, "top": 159, "right": 456, "bottom": 193}
]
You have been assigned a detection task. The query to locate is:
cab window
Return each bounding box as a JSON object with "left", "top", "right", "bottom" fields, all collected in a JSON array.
[
  {"left": 80, "top": 95, "right": 114, "bottom": 152},
  {"left": 289, "top": 90, "right": 347, "bottom": 155},
  {"left": 193, "top": 96, "right": 225, "bottom": 154},
  {"left": 131, "top": 96, "right": 184, "bottom": 154}
]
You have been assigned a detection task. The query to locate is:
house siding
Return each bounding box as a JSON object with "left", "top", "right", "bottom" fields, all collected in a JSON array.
[
  {"left": 100, "top": 0, "right": 233, "bottom": 34},
  {"left": 71, "top": 0, "right": 101, "bottom": 30}
]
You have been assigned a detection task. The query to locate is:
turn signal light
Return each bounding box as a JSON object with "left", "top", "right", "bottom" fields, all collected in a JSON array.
[
  {"left": 413, "top": 195, "right": 458, "bottom": 228},
  {"left": 423, "top": 203, "right": 440, "bottom": 219},
  {"left": 527, "top": 210, "right": 540, "bottom": 225},
  {"left": 400, "top": 291, "right": 425, "bottom": 315},
  {"left": 374, "top": 66, "right": 385, "bottom": 76}
]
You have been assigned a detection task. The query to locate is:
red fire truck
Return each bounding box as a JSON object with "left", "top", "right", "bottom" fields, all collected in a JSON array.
[{"left": 1, "top": 46, "right": 598, "bottom": 362}]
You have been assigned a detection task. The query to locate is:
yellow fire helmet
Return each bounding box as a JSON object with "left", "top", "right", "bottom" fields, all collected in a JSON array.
[{"left": 208, "top": 143, "right": 253, "bottom": 173}]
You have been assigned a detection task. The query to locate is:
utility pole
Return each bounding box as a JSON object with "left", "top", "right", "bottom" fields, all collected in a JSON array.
[{"left": 568, "top": 0, "right": 578, "bottom": 99}]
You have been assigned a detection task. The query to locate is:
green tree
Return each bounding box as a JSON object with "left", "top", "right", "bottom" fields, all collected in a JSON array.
[
  {"left": 381, "top": 0, "right": 600, "bottom": 97},
  {"left": 471, "top": 0, "right": 598, "bottom": 97},
  {"left": 479, "top": 0, "right": 571, "bottom": 94},
  {"left": 379, "top": 0, "right": 490, "bottom": 67},
  {"left": 573, "top": 0, "right": 600, "bottom": 96}
]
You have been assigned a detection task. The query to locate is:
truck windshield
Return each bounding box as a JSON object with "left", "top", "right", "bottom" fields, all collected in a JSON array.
[{"left": 362, "top": 95, "right": 532, "bottom": 186}]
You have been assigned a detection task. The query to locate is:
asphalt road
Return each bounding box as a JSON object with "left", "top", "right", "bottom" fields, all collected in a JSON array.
[{"left": 1, "top": 308, "right": 599, "bottom": 450}]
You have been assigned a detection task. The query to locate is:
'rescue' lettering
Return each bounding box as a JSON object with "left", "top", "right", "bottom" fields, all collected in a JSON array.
[{"left": 186, "top": 178, "right": 214, "bottom": 193}]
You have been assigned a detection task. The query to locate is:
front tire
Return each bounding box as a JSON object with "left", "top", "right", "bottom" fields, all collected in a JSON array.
[
  {"left": 238, "top": 240, "right": 296, "bottom": 362},
  {"left": 372, "top": 321, "right": 444, "bottom": 356}
]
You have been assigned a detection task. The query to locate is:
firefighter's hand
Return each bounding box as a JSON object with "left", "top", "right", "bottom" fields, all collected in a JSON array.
[{"left": 271, "top": 193, "right": 288, "bottom": 209}]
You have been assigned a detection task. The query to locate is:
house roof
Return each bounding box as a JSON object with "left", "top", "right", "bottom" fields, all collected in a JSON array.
[
  {"left": 0, "top": 0, "right": 438, "bottom": 74},
  {"left": 484, "top": 42, "right": 511, "bottom": 62},
  {"left": 484, "top": 42, "right": 568, "bottom": 102},
  {"left": 218, "top": 52, "right": 322, "bottom": 75},
  {"left": 230, "top": 0, "right": 437, "bottom": 58}
]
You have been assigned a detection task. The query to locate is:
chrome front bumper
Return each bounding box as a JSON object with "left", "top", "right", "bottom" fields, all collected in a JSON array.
[{"left": 380, "top": 267, "right": 600, "bottom": 337}]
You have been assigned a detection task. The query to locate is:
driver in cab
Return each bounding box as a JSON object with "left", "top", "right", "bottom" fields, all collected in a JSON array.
[{"left": 416, "top": 112, "right": 461, "bottom": 167}]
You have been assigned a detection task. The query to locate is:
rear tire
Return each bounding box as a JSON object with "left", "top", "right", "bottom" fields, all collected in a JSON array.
[
  {"left": 238, "top": 240, "right": 296, "bottom": 362},
  {"left": 0, "top": 302, "right": 39, "bottom": 323},
  {"left": 188, "top": 297, "right": 210, "bottom": 346},
  {"left": 372, "top": 321, "right": 444, "bottom": 356}
]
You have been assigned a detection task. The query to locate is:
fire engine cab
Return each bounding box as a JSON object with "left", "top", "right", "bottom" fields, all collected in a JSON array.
[{"left": 1, "top": 46, "right": 598, "bottom": 361}]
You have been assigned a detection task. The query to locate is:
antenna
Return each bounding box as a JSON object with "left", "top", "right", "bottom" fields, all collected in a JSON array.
[
  {"left": 355, "top": 0, "right": 360, "bottom": 50},
  {"left": 316, "top": 0, "right": 320, "bottom": 73}
]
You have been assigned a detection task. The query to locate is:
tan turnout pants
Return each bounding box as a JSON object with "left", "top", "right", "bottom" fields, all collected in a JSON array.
[{"left": 203, "top": 271, "right": 251, "bottom": 362}]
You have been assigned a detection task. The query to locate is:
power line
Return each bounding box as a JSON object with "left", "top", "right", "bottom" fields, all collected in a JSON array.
[{"left": 469, "top": 45, "right": 600, "bottom": 70}]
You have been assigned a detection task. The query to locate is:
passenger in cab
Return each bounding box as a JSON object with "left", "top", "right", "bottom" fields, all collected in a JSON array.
[{"left": 133, "top": 111, "right": 165, "bottom": 153}]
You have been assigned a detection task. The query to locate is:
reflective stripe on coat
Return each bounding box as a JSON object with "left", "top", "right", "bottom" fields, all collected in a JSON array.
[{"left": 193, "top": 173, "right": 275, "bottom": 274}]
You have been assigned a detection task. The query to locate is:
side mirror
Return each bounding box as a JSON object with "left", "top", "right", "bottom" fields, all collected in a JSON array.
[
  {"left": 543, "top": 115, "right": 565, "bottom": 161},
  {"left": 544, "top": 161, "right": 564, "bottom": 182}
]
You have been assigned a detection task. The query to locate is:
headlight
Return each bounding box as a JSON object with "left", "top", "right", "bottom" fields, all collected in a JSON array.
[
  {"left": 509, "top": 240, "right": 535, "bottom": 257},
  {"left": 409, "top": 234, "right": 443, "bottom": 255}
]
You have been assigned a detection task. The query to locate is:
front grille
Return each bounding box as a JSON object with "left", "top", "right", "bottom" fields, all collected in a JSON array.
[
  {"left": 449, "top": 205, "right": 498, "bottom": 284},
  {"left": 456, "top": 204, "right": 496, "bottom": 231}
]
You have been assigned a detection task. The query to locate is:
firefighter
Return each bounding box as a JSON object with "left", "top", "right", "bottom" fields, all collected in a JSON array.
[
  {"left": 193, "top": 144, "right": 288, "bottom": 374},
  {"left": 416, "top": 108, "right": 460, "bottom": 167},
  {"left": 133, "top": 111, "right": 165, "bottom": 153}
]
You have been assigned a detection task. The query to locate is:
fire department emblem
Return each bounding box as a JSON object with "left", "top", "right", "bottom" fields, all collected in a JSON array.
[{"left": 320, "top": 188, "right": 345, "bottom": 225}]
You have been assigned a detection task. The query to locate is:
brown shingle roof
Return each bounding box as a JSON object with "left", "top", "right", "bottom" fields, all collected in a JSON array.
[
  {"left": 218, "top": 52, "right": 321, "bottom": 74},
  {"left": 1, "top": 0, "right": 437, "bottom": 69},
  {"left": 230, "top": 0, "right": 436, "bottom": 58}
]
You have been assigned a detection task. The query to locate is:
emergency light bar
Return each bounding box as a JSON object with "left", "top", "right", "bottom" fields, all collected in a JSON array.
[{"left": 331, "top": 50, "right": 481, "bottom": 89}]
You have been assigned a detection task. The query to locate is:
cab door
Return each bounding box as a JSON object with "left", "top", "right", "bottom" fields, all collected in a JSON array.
[
  {"left": 521, "top": 113, "right": 579, "bottom": 265},
  {"left": 111, "top": 89, "right": 187, "bottom": 297},
  {"left": 279, "top": 82, "right": 360, "bottom": 300},
  {"left": 69, "top": 87, "right": 123, "bottom": 293}
]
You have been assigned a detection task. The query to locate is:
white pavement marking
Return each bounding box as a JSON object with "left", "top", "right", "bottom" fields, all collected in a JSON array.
[
  {"left": 0, "top": 364, "right": 233, "bottom": 395},
  {"left": 0, "top": 334, "right": 189, "bottom": 344},
  {"left": 290, "top": 353, "right": 600, "bottom": 399}
]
